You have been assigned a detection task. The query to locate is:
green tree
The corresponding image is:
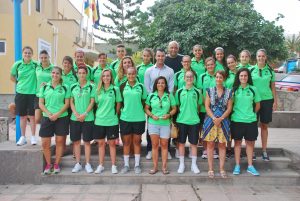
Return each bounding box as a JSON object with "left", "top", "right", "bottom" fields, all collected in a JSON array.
[
  {"left": 286, "top": 33, "right": 300, "bottom": 57},
  {"left": 135, "top": 0, "right": 288, "bottom": 61},
  {"left": 99, "top": 0, "right": 144, "bottom": 45}
]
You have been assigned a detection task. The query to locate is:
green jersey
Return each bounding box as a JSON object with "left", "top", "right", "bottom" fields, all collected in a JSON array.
[
  {"left": 94, "top": 85, "right": 122, "bottom": 126},
  {"left": 10, "top": 59, "right": 38, "bottom": 94},
  {"left": 36, "top": 64, "right": 53, "bottom": 96},
  {"left": 70, "top": 81, "right": 95, "bottom": 122},
  {"left": 175, "top": 86, "right": 202, "bottom": 125},
  {"left": 120, "top": 82, "right": 147, "bottom": 122},
  {"left": 62, "top": 70, "right": 78, "bottom": 87},
  {"left": 137, "top": 62, "right": 153, "bottom": 84},
  {"left": 237, "top": 63, "right": 252, "bottom": 69},
  {"left": 191, "top": 57, "right": 205, "bottom": 76},
  {"left": 110, "top": 59, "right": 121, "bottom": 75},
  {"left": 92, "top": 65, "right": 116, "bottom": 87},
  {"left": 215, "top": 61, "right": 225, "bottom": 72},
  {"left": 174, "top": 69, "right": 197, "bottom": 90},
  {"left": 146, "top": 92, "right": 176, "bottom": 126},
  {"left": 224, "top": 70, "right": 236, "bottom": 89},
  {"left": 39, "top": 82, "right": 71, "bottom": 118},
  {"left": 231, "top": 84, "right": 261, "bottom": 123},
  {"left": 250, "top": 64, "right": 275, "bottom": 101}
]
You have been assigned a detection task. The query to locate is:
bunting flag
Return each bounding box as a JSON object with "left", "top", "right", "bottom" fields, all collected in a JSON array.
[
  {"left": 84, "top": 0, "right": 90, "bottom": 17},
  {"left": 92, "top": 0, "right": 100, "bottom": 29}
]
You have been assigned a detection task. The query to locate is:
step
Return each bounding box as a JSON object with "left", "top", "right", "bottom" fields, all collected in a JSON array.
[
  {"left": 56, "top": 155, "right": 292, "bottom": 171},
  {"left": 40, "top": 168, "right": 300, "bottom": 186},
  {"left": 59, "top": 145, "right": 287, "bottom": 157}
]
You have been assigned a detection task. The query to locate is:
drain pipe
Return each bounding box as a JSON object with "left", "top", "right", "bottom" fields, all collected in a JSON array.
[{"left": 52, "top": 25, "right": 58, "bottom": 65}]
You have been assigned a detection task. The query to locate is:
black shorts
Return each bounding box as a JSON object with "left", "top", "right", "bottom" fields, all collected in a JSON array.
[
  {"left": 120, "top": 120, "right": 145, "bottom": 136},
  {"left": 257, "top": 99, "right": 273, "bottom": 124},
  {"left": 15, "top": 93, "right": 35, "bottom": 116},
  {"left": 34, "top": 96, "right": 40, "bottom": 110},
  {"left": 93, "top": 125, "right": 119, "bottom": 140},
  {"left": 231, "top": 121, "right": 258, "bottom": 141},
  {"left": 70, "top": 120, "right": 94, "bottom": 142},
  {"left": 39, "top": 116, "right": 70, "bottom": 137},
  {"left": 199, "top": 112, "right": 206, "bottom": 126},
  {"left": 177, "top": 123, "right": 200, "bottom": 145}
]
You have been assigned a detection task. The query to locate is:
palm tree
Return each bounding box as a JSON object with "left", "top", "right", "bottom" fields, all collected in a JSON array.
[{"left": 286, "top": 33, "right": 300, "bottom": 57}]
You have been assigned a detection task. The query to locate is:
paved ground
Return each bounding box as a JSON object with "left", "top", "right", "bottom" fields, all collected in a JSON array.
[
  {"left": 0, "top": 184, "right": 300, "bottom": 201},
  {"left": 2, "top": 124, "right": 300, "bottom": 201}
]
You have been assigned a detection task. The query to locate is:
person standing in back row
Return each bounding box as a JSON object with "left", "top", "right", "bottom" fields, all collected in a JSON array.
[
  {"left": 250, "top": 49, "right": 277, "bottom": 161},
  {"left": 165, "top": 41, "right": 183, "bottom": 73},
  {"left": 110, "top": 44, "right": 126, "bottom": 74}
]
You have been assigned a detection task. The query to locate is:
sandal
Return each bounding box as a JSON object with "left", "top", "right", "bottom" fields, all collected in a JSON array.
[
  {"left": 162, "top": 169, "right": 170, "bottom": 175},
  {"left": 220, "top": 170, "right": 227, "bottom": 178},
  {"left": 149, "top": 169, "right": 158, "bottom": 175},
  {"left": 208, "top": 170, "right": 214, "bottom": 178}
]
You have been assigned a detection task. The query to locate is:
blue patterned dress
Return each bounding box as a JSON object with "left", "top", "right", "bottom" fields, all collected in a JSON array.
[{"left": 202, "top": 87, "right": 232, "bottom": 142}]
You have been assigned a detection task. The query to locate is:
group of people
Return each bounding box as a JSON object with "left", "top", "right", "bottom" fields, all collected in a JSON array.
[{"left": 10, "top": 41, "right": 276, "bottom": 178}]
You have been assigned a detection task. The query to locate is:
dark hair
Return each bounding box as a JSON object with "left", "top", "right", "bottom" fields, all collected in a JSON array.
[
  {"left": 62, "top": 56, "right": 73, "bottom": 65},
  {"left": 75, "top": 49, "right": 84, "bottom": 56},
  {"left": 22, "top": 46, "right": 33, "bottom": 53},
  {"left": 215, "top": 70, "right": 227, "bottom": 80},
  {"left": 156, "top": 48, "right": 166, "bottom": 54},
  {"left": 232, "top": 68, "right": 253, "bottom": 91},
  {"left": 98, "top": 52, "right": 107, "bottom": 58},
  {"left": 117, "top": 44, "right": 125, "bottom": 48},
  {"left": 39, "top": 50, "right": 49, "bottom": 55},
  {"left": 78, "top": 66, "right": 88, "bottom": 74},
  {"left": 152, "top": 76, "right": 169, "bottom": 94}
]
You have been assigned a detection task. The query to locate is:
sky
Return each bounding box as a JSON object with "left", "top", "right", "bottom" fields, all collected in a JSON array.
[{"left": 70, "top": 0, "right": 300, "bottom": 39}]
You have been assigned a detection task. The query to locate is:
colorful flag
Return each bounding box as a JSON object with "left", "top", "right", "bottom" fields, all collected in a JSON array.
[
  {"left": 84, "top": 0, "right": 90, "bottom": 16},
  {"left": 92, "top": 0, "right": 100, "bottom": 29}
]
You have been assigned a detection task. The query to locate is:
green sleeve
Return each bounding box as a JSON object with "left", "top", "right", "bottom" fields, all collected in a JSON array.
[
  {"left": 94, "top": 91, "right": 99, "bottom": 104},
  {"left": 169, "top": 94, "right": 176, "bottom": 106},
  {"left": 174, "top": 72, "right": 179, "bottom": 87},
  {"left": 115, "top": 87, "right": 122, "bottom": 102},
  {"left": 142, "top": 85, "right": 147, "bottom": 100},
  {"left": 271, "top": 70, "right": 275, "bottom": 82},
  {"left": 145, "top": 94, "right": 151, "bottom": 106},
  {"left": 10, "top": 61, "right": 20, "bottom": 76},
  {"left": 198, "top": 90, "right": 203, "bottom": 105},
  {"left": 253, "top": 87, "right": 261, "bottom": 103},
  {"left": 114, "top": 77, "right": 120, "bottom": 87},
  {"left": 65, "top": 85, "right": 71, "bottom": 99},
  {"left": 90, "top": 84, "right": 96, "bottom": 98},
  {"left": 175, "top": 91, "right": 179, "bottom": 105},
  {"left": 111, "top": 67, "right": 116, "bottom": 80},
  {"left": 70, "top": 84, "right": 75, "bottom": 98},
  {"left": 39, "top": 86, "right": 45, "bottom": 98}
]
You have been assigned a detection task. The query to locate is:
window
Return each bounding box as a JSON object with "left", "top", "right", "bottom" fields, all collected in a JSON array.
[
  {"left": 36, "top": 0, "right": 41, "bottom": 12},
  {"left": 0, "top": 40, "right": 6, "bottom": 55}
]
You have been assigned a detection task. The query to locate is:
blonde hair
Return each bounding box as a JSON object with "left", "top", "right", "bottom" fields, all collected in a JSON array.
[
  {"left": 117, "top": 56, "right": 135, "bottom": 81},
  {"left": 97, "top": 69, "right": 114, "bottom": 95}
]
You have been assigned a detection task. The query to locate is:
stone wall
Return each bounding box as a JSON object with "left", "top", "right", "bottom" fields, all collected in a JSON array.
[
  {"left": 0, "top": 117, "right": 9, "bottom": 142},
  {"left": 277, "top": 90, "right": 300, "bottom": 111}
]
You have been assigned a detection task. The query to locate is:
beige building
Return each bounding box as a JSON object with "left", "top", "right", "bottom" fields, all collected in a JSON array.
[{"left": 0, "top": 0, "right": 97, "bottom": 95}]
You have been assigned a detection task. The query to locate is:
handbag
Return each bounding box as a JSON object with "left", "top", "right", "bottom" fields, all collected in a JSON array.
[{"left": 170, "top": 123, "right": 179, "bottom": 138}]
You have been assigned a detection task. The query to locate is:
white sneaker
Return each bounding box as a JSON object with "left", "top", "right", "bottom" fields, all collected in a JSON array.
[
  {"left": 85, "top": 163, "right": 94, "bottom": 173},
  {"left": 111, "top": 165, "right": 118, "bottom": 174},
  {"left": 168, "top": 151, "right": 172, "bottom": 160},
  {"left": 146, "top": 151, "right": 152, "bottom": 160},
  {"left": 213, "top": 150, "right": 219, "bottom": 159},
  {"left": 191, "top": 164, "right": 200, "bottom": 174},
  {"left": 16, "top": 136, "right": 27, "bottom": 146},
  {"left": 202, "top": 150, "right": 207, "bottom": 159},
  {"left": 175, "top": 149, "right": 180, "bottom": 159},
  {"left": 177, "top": 163, "right": 185, "bottom": 174},
  {"left": 72, "top": 163, "right": 82, "bottom": 173},
  {"left": 94, "top": 165, "right": 104, "bottom": 174},
  {"left": 31, "top": 136, "right": 37, "bottom": 145}
]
